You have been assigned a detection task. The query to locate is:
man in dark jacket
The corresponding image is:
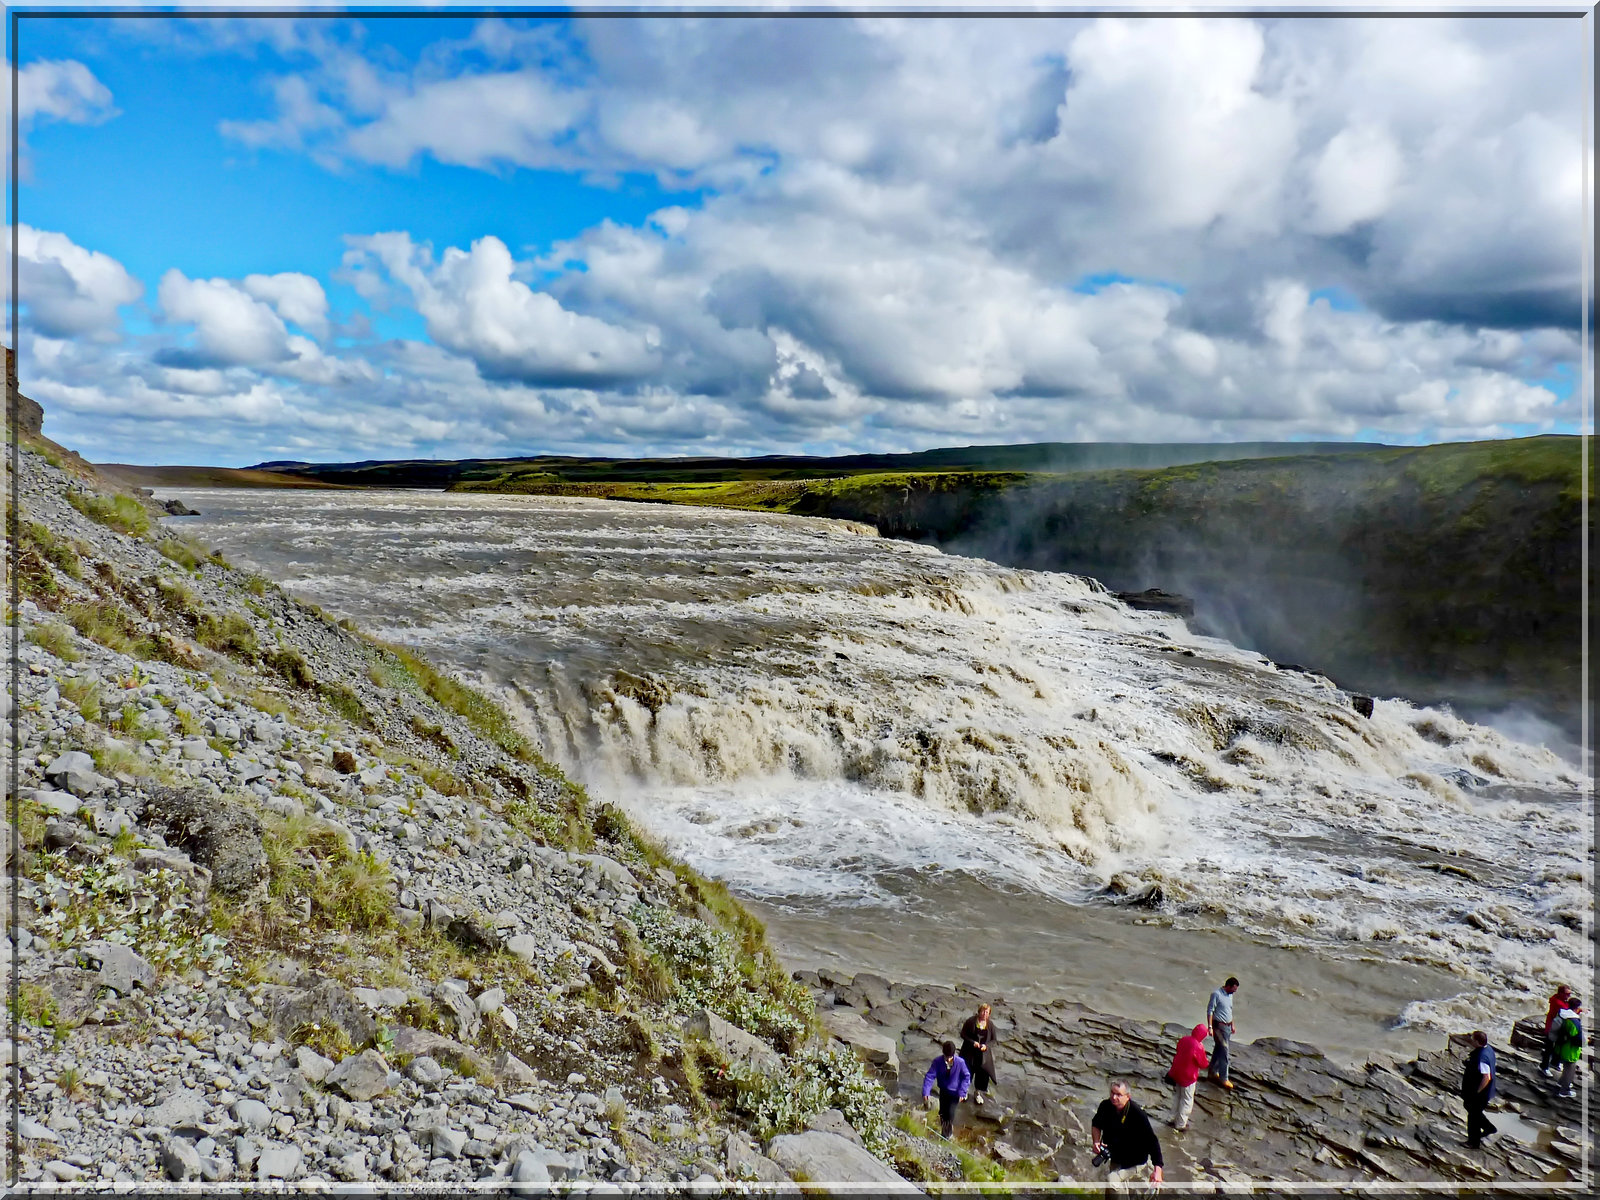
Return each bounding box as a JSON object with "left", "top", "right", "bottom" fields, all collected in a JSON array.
[
  {"left": 1091, "top": 1079, "right": 1164, "bottom": 1193},
  {"left": 1460, "top": 1030, "right": 1497, "bottom": 1148},
  {"left": 922, "top": 1040, "right": 971, "bottom": 1139}
]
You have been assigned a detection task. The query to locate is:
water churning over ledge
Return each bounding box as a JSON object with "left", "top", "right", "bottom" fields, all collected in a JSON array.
[{"left": 171, "top": 488, "right": 1589, "bottom": 1044}]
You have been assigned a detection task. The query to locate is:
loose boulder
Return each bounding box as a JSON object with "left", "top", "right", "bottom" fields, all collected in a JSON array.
[
  {"left": 142, "top": 784, "right": 268, "bottom": 899},
  {"left": 766, "top": 1131, "right": 913, "bottom": 1190},
  {"left": 681, "top": 1008, "right": 780, "bottom": 1074},
  {"left": 326, "top": 1048, "right": 392, "bottom": 1102},
  {"left": 270, "top": 979, "right": 378, "bottom": 1051}
]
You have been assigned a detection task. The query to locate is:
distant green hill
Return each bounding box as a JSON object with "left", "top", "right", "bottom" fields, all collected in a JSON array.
[
  {"left": 461, "top": 436, "right": 1587, "bottom": 738},
  {"left": 249, "top": 439, "right": 1385, "bottom": 488}
]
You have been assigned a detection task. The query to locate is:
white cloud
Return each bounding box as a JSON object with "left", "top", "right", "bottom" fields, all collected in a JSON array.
[
  {"left": 1305, "top": 124, "right": 1404, "bottom": 234},
  {"left": 18, "top": 59, "right": 116, "bottom": 125},
  {"left": 343, "top": 233, "right": 660, "bottom": 386},
  {"left": 6, "top": 225, "right": 143, "bottom": 339},
  {"left": 241, "top": 272, "right": 330, "bottom": 338},
  {"left": 158, "top": 271, "right": 295, "bottom": 367}
]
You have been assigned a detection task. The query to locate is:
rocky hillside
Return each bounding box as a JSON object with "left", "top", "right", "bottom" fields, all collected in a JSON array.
[{"left": 2, "top": 434, "right": 925, "bottom": 1188}]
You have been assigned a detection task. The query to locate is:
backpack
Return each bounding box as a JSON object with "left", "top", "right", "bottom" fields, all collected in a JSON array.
[{"left": 1554, "top": 1017, "right": 1583, "bottom": 1063}]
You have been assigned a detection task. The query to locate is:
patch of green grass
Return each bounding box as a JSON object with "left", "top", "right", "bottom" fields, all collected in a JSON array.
[
  {"left": 63, "top": 600, "right": 160, "bottom": 661},
  {"left": 27, "top": 621, "right": 79, "bottom": 663},
  {"left": 319, "top": 680, "right": 372, "bottom": 727},
  {"left": 156, "top": 537, "right": 205, "bottom": 571},
  {"left": 67, "top": 490, "right": 150, "bottom": 537},
  {"left": 196, "top": 611, "right": 258, "bottom": 658},
  {"left": 153, "top": 575, "right": 200, "bottom": 618},
  {"left": 23, "top": 520, "right": 83, "bottom": 580},
  {"left": 375, "top": 641, "right": 532, "bottom": 760},
  {"left": 59, "top": 673, "right": 101, "bottom": 719},
  {"left": 243, "top": 574, "right": 270, "bottom": 597},
  {"left": 263, "top": 646, "right": 314, "bottom": 689}
]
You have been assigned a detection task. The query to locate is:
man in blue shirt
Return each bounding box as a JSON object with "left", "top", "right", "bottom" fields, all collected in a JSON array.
[
  {"left": 1460, "top": 1030, "right": 1497, "bottom": 1148},
  {"left": 922, "top": 1040, "right": 971, "bottom": 1138},
  {"left": 1206, "top": 977, "right": 1240, "bottom": 1088}
]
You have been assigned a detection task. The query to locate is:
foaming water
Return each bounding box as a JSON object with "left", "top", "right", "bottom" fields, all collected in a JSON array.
[{"left": 167, "top": 489, "right": 1591, "bottom": 1052}]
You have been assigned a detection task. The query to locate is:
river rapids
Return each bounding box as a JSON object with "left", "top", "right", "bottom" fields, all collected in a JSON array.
[{"left": 167, "top": 488, "right": 1591, "bottom": 1060}]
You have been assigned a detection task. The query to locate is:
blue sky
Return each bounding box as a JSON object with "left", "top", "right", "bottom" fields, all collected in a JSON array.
[{"left": 7, "top": 7, "right": 1591, "bottom": 466}]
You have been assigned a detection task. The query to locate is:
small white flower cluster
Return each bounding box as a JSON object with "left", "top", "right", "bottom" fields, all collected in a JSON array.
[
  {"left": 630, "top": 903, "right": 809, "bottom": 1047},
  {"left": 732, "top": 1045, "right": 892, "bottom": 1157}
]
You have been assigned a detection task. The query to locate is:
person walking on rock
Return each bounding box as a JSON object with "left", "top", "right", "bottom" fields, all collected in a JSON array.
[
  {"left": 923, "top": 1039, "right": 971, "bottom": 1139},
  {"left": 959, "top": 1003, "right": 1000, "bottom": 1108},
  {"left": 1541, "top": 983, "right": 1574, "bottom": 1075},
  {"left": 1206, "top": 977, "right": 1240, "bottom": 1088},
  {"left": 1550, "top": 997, "right": 1584, "bottom": 1099},
  {"left": 1166, "top": 1024, "right": 1210, "bottom": 1130},
  {"left": 1460, "top": 1030, "right": 1497, "bottom": 1148},
  {"left": 1091, "top": 1079, "right": 1164, "bottom": 1194}
]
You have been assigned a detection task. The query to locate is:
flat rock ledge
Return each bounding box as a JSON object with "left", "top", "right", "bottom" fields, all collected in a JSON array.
[{"left": 800, "top": 970, "right": 1593, "bottom": 1187}]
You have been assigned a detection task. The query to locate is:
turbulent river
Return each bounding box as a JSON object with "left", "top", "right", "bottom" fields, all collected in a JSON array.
[{"left": 167, "top": 489, "right": 1591, "bottom": 1062}]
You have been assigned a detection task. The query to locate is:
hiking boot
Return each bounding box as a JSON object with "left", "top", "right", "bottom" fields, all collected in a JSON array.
[
  {"left": 1541, "top": 1067, "right": 1556, "bottom": 1077},
  {"left": 1221, "top": 1080, "right": 1235, "bottom": 1089},
  {"left": 1556, "top": 1089, "right": 1574, "bottom": 1100},
  {"left": 974, "top": 1094, "right": 984, "bottom": 1107}
]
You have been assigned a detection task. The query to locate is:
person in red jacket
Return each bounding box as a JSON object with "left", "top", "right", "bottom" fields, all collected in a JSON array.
[
  {"left": 1542, "top": 984, "right": 1573, "bottom": 1075},
  {"left": 1167, "top": 1024, "right": 1211, "bottom": 1131}
]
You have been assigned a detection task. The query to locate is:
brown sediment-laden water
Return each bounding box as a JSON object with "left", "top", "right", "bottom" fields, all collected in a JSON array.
[{"left": 166, "top": 488, "right": 1590, "bottom": 1064}]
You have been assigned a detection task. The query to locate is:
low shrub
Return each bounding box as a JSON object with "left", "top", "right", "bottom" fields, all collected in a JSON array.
[
  {"left": 59, "top": 674, "right": 101, "bottom": 720},
  {"left": 731, "top": 1045, "right": 892, "bottom": 1157},
  {"left": 319, "top": 680, "right": 371, "bottom": 727},
  {"left": 66, "top": 491, "right": 150, "bottom": 537},
  {"left": 631, "top": 903, "right": 812, "bottom": 1050},
  {"left": 196, "top": 611, "right": 258, "bottom": 658},
  {"left": 156, "top": 537, "right": 205, "bottom": 571},
  {"left": 263, "top": 646, "right": 314, "bottom": 689},
  {"left": 26, "top": 622, "right": 79, "bottom": 663}
]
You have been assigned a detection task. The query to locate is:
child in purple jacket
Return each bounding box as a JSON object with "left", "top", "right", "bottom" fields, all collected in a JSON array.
[{"left": 923, "top": 1040, "right": 972, "bottom": 1138}]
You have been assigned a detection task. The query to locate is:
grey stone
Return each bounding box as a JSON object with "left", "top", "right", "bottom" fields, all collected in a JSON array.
[
  {"left": 147, "top": 1087, "right": 209, "bottom": 1129},
  {"left": 326, "top": 1048, "right": 392, "bottom": 1102},
  {"left": 44, "top": 751, "right": 102, "bottom": 797},
  {"left": 766, "top": 1131, "right": 911, "bottom": 1189},
  {"left": 231, "top": 1098, "right": 272, "bottom": 1132},
  {"left": 163, "top": 1137, "right": 201, "bottom": 1181},
  {"left": 30, "top": 788, "right": 80, "bottom": 817},
  {"left": 435, "top": 982, "right": 482, "bottom": 1041},
  {"left": 295, "top": 1046, "right": 335, "bottom": 1083},
  {"left": 271, "top": 979, "right": 379, "bottom": 1049},
  {"left": 143, "top": 783, "right": 268, "bottom": 898},
  {"left": 77, "top": 940, "right": 156, "bottom": 996},
  {"left": 17, "top": 1117, "right": 59, "bottom": 1142},
  {"left": 820, "top": 1006, "right": 899, "bottom": 1084},
  {"left": 255, "top": 1141, "right": 302, "bottom": 1180},
  {"left": 505, "top": 934, "right": 540, "bottom": 962},
  {"left": 427, "top": 1125, "right": 469, "bottom": 1160},
  {"left": 804, "top": 1107, "right": 864, "bottom": 1146},
  {"left": 475, "top": 986, "right": 506, "bottom": 1016},
  {"left": 407, "top": 1055, "right": 445, "bottom": 1085},
  {"left": 727, "top": 1136, "right": 790, "bottom": 1183},
  {"left": 493, "top": 1051, "right": 538, "bottom": 1089},
  {"left": 681, "top": 1008, "right": 781, "bottom": 1074}
]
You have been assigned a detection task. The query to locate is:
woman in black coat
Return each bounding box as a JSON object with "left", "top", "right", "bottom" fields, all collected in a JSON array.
[{"left": 959, "top": 1003, "right": 999, "bottom": 1106}]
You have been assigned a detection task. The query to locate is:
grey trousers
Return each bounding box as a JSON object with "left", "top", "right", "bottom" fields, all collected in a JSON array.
[{"left": 1211, "top": 1022, "right": 1232, "bottom": 1083}]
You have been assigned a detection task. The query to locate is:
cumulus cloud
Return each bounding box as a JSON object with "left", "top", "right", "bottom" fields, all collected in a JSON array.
[
  {"left": 17, "top": 59, "right": 117, "bottom": 126},
  {"left": 6, "top": 225, "right": 143, "bottom": 340},
  {"left": 241, "top": 272, "right": 330, "bottom": 338},
  {"left": 342, "top": 233, "right": 659, "bottom": 387},
  {"left": 158, "top": 271, "right": 296, "bottom": 367},
  {"left": 17, "top": 15, "right": 1588, "bottom": 462}
]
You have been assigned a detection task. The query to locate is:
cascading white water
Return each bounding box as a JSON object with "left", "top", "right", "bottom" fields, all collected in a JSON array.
[{"left": 169, "top": 487, "right": 1590, "bottom": 1050}]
